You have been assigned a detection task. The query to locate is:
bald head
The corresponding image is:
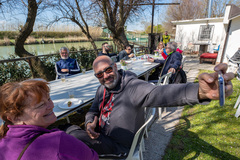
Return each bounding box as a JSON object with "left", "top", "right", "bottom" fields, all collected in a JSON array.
[
  {"left": 93, "top": 56, "right": 113, "bottom": 71},
  {"left": 93, "top": 56, "right": 119, "bottom": 89}
]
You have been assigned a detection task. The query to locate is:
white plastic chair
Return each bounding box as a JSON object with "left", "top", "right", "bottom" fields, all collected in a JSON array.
[
  {"left": 226, "top": 54, "right": 240, "bottom": 73},
  {"left": 234, "top": 95, "right": 240, "bottom": 118},
  {"left": 156, "top": 72, "right": 173, "bottom": 86},
  {"left": 99, "top": 108, "right": 156, "bottom": 160},
  {"left": 181, "top": 55, "right": 186, "bottom": 69},
  {"left": 148, "top": 72, "right": 172, "bottom": 119},
  {"left": 226, "top": 55, "right": 240, "bottom": 117},
  {"left": 234, "top": 74, "right": 240, "bottom": 118},
  {"left": 148, "top": 72, "right": 173, "bottom": 86}
]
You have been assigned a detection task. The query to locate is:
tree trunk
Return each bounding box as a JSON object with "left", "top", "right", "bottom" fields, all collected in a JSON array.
[
  {"left": 14, "top": 0, "right": 55, "bottom": 81},
  {"left": 84, "top": 32, "right": 98, "bottom": 56},
  {"left": 111, "top": 28, "right": 129, "bottom": 52}
]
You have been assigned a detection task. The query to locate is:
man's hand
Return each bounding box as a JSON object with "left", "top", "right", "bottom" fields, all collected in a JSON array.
[
  {"left": 129, "top": 53, "right": 134, "bottom": 58},
  {"left": 148, "top": 58, "right": 154, "bottom": 63},
  {"left": 86, "top": 116, "right": 100, "bottom": 139},
  {"left": 198, "top": 63, "right": 234, "bottom": 100},
  {"left": 159, "top": 49, "right": 163, "bottom": 53},
  {"left": 61, "top": 69, "right": 69, "bottom": 73},
  {"left": 168, "top": 68, "right": 176, "bottom": 73}
]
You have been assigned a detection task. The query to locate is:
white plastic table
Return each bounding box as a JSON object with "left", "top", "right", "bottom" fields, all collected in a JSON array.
[{"left": 50, "top": 59, "right": 160, "bottom": 121}]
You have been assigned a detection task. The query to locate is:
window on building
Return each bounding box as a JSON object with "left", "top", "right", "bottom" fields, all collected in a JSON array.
[{"left": 198, "top": 25, "right": 214, "bottom": 41}]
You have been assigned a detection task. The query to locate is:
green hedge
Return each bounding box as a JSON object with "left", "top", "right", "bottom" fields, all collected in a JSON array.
[
  {"left": 30, "top": 31, "right": 83, "bottom": 38},
  {"left": 0, "top": 31, "right": 83, "bottom": 39},
  {"left": 0, "top": 31, "right": 18, "bottom": 39},
  {"left": 0, "top": 47, "right": 96, "bottom": 86}
]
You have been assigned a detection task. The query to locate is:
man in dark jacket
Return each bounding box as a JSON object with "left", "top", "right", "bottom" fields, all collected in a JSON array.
[
  {"left": 66, "top": 56, "right": 234, "bottom": 155},
  {"left": 98, "top": 42, "right": 117, "bottom": 58},
  {"left": 55, "top": 47, "right": 81, "bottom": 79},
  {"left": 148, "top": 41, "right": 182, "bottom": 82}
]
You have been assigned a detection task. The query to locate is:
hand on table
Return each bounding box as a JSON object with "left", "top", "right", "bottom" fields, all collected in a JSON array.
[
  {"left": 168, "top": 68, "right": 176, "bottom": 74},
  {"left": 198, "top": 63, "right": 234, "bottom": 100},
  {"left": 61, "top": 69, "right": 69, "bottom": 73},
  {"left": 86, "top": 116, "right": 100, "bottom": 139},
  {"left": 148, "top": 58, "right": 154, "bottom": 63}
]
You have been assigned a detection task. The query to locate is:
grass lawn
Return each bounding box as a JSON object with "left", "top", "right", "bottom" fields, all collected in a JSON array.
[{"left": 163, "top": 70, "right": 240, "bottom": 160}]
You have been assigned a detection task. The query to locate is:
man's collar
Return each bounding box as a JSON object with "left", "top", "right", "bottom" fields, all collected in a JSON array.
[{"left": 61, "top": 57, "right": 70, "bottom": 60}]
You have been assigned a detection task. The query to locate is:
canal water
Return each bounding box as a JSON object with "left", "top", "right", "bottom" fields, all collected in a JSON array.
[
  {"left": 0, "top": 41, "right": 115, "bottom": 60},
  {"left": 0, "top": 39, "right": 148, "bottom": 60}
]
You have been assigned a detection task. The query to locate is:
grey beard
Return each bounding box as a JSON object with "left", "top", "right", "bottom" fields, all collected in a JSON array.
[{"left": 104, "top": 73, "right": 119, "bottom": 89}]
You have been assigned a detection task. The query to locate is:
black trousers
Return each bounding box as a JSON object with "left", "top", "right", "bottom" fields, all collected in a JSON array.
[{"left": 64, "top": 125, "right": 129, "bottom": 155}]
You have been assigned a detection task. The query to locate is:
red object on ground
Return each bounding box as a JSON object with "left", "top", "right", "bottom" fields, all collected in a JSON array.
[
  {"left": 199, "top": 53, "right": 218, "bottom": 65},
  {"left": 200, "top": 53, "right": 218, "bottom": 59}
]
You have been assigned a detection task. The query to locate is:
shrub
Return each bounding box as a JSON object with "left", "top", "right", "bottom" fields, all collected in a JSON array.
[{"left": 0, "top": 47, "right": 96, "bottom": 86}]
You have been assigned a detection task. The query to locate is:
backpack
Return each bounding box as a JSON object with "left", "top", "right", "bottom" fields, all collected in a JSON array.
[{"left": 170, "top": 68, "right": 187, "bottom": 84}]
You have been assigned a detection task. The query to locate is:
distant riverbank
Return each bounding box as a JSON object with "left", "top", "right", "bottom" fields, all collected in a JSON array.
[
  {"left": 0, "top": 41, "right": 115, "bottom": 60},
  {"left": 0, "top": 37, "right": 111, "bottom": 46}
]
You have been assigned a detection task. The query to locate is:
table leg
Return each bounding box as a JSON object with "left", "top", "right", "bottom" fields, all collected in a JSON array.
[
  {"left": 145, "top": 72, "right": 150, "bottom": 81},
  {"left": 66, "top": 116, "right": 70, "bottom": 123}
]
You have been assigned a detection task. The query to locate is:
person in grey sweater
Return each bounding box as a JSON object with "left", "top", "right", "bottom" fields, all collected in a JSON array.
[{"left": 66, "top": 56, "right": 234, "bottom": 156}]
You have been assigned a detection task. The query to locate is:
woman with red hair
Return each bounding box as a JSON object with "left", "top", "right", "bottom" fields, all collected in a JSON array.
[{"left": 0, "top": 80, "right": 98, "bottom": 160}]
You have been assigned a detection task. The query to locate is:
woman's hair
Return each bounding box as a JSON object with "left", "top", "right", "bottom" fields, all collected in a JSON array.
[
  {"left": 157, "top": 41, "right": 164, "bottom": 50},
  {"left": 167, "top": 41, "right": 177, "bottom": 52},
  {"left": 0, "top": 80, "right": 49, "bottom": 138}
]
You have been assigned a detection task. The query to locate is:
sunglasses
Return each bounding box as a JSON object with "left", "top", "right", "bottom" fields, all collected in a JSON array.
[{"left": 94, "top": 64, "right": 114, "bottom": 78}]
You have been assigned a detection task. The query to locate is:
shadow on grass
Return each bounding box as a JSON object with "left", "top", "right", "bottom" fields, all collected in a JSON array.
[{"left": 163, "top": 116, "right": 239, "bottom": 160}]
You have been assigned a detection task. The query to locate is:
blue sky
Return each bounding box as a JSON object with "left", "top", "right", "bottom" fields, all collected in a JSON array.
[
  {"left": 126, "top": 3, "right": 168, "bottom": 31},
  {"left": 0, "top": 0, "right": 169, "bottom": 32}
]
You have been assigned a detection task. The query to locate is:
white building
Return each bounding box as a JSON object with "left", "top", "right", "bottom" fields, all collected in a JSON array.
[{"left": 172, "top": 4, "right": 240, "bottom": 64}]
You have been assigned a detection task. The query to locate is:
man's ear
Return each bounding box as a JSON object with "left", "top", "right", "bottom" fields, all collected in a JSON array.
[{"left": 114, "top": 63, "right": 118, "bottom": 70}]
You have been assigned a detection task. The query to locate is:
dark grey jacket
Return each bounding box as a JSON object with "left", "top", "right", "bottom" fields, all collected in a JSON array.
[
  {"left": 85, "top": 70, "right": 207, "bottom": 151},
  {"left": 118, "top": 50, "right": 130, "bottom": 60}
]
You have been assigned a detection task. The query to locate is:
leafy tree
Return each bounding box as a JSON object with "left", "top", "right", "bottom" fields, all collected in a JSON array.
[{"left": 145, "top": 24, "right": 163, "bottom": 34}]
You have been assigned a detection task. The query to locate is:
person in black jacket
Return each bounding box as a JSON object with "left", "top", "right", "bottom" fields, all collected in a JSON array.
[{"left": 98, "top": 42, "right": 117, "bottom": 58}]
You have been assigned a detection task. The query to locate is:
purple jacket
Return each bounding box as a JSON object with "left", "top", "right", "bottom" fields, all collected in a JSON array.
[{"left": 0, "top": 125, "right": 98, "bottom": 160}]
